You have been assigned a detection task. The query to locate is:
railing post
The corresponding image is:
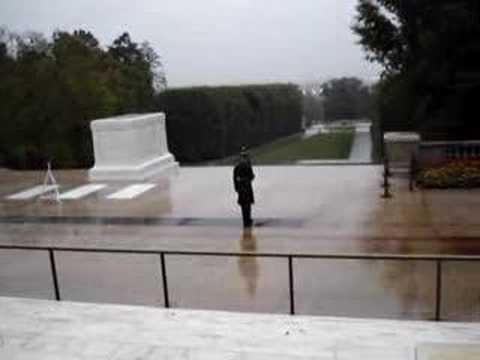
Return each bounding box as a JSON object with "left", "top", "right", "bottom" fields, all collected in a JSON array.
[
  {"left": 288, "top": 256, "right": 295, "bottom": 315},
  {"left": 160, "top": 253, "right": 170, "bottom": 308},
  {"left": 409, "top": 154, "right": 417, "bottom": 192},
  {"left": 435, "top": 260, "right": 442, "bottom": 321},
  {"left": 48, "top": 249, "right": 61, "bottom": 301},
  {"left": 382, "top": 157, "right": 392, "bottom": 198}
]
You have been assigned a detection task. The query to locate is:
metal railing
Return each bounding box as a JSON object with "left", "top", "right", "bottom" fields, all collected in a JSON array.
[
  {"left": 445, "top": 142, "right": 480, "bottom": 160},
  {"left": 1, "top": 244, "right": 479, "bottom": 321},
  {"left": 419, "top": 140, "right": 480, "bottom": 167}
]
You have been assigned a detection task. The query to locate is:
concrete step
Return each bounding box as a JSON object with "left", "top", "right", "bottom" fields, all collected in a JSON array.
[{"left": 1, "top": 297, "right": 479, "bottom": 360}]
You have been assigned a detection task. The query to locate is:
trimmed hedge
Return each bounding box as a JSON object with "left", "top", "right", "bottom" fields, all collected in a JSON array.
[{"left": 155, "top": 84, "right": 303, "bottom": 163}]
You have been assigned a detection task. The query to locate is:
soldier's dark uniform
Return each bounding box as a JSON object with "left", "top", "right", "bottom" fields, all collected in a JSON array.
[{"left": 233, "top": 154, "right": 255, "bottom": 228}]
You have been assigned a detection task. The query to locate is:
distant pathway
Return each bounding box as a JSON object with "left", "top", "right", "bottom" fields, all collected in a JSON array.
[
  {"left": 349, "top": 127, "right": 372, "bottom": 162},
  {"left": 298, "top": 122, "right": 372, "bottom": 165}
]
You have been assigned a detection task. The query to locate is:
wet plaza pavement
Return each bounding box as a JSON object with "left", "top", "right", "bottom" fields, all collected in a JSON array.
[{"left": 1, "top": 166, "right": 480, "bottom": 320}]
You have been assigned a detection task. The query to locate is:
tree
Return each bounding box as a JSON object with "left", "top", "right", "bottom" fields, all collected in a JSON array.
[
  {"left": 353, "top": 0, "right": 480, "bottom": 140},
  {"left": 0, "top": 27, "right": 167, "bottom": 169},
  {"left": 321, "top": 77, "right": 373, "bottom": 121},
  {"left": 0, "top": 40, "right": 7, "bottom": 62},
  {"left": 141, "top": 41, "right": 167, "bottom": 92},
  {"left": 109, "top": 32, "right": 143, "bottom": 65},
  {"left": 73, "top": 30, "right": 99, "bottom": 49},
  {"left": 108, "top": 32, "right": 161, "bottom": 109}
]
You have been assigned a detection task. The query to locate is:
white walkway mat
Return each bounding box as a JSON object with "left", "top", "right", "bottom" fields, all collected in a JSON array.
[
  {"left": 6, "top": 185, "right": 59, "bottom": 200},
  {"left": 107, "top": 184, "right": 156, "bottom": 200},
  {"left": 59, "top": 184, "right": 106, "bottom": 200},
  {"left": 1, "top": 297, "right": 479, "bottom": 360}
]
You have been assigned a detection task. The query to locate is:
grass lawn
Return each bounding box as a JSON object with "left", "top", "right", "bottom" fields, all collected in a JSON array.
[
  {"left": 251, "top": 130, "right": 354, "bottom": 164},
  {"left": 208, "top": 129, "right": 355, "bottom": 165}
]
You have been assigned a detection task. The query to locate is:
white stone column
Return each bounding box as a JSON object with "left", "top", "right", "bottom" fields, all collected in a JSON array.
[{"left": 384, "top": 132, "right": 420, "bottom": 169}]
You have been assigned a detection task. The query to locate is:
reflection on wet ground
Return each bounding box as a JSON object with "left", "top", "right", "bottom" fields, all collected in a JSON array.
[
  {"left": 1, "top": 166, "right": 480, "bottom": 320},
  {"left": 294, "top": 258, "right": 436, "bottom": 319},
  {"left": 238, "top": 228, "right": 259, "bottom": 297}
]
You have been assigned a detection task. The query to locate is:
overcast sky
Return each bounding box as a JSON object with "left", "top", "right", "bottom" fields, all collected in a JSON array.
[{"left": 0, "top": 0, "right": 381, "bottom": 87}]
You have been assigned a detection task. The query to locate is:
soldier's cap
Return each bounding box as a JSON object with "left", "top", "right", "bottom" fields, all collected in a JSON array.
[{"left": 240, "top": 146, "right": 249, "bottom": 156}]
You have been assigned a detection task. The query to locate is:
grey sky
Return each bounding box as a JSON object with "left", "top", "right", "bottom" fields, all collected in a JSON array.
[{"left": 0, "top": 0, "right": 381, "bottom": 87}]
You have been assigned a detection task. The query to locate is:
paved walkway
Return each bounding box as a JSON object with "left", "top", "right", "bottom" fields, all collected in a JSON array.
[
  {"left": 0, "top": 297, "right": 479, "bottom": 360},
  {"left": 348, "top": 131, "right": 372, "bottom": 162}
]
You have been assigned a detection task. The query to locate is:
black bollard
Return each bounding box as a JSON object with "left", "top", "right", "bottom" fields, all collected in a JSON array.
[
  {"left": 409, "top": 154, "right": 417, "bottom": 192},
  {"left": 382, "top": 157, "right": 392, "bottom": 198},
  {"left": 384, "top": 157, "right": 392, "bottom": 178}
]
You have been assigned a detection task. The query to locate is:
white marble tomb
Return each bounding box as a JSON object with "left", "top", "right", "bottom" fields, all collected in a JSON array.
[
  {"left": 89, "top": 113, "right": 178, "bottom": 181},
  {"left": 384, "top": 131, "right": 420, "bottom": 169}
]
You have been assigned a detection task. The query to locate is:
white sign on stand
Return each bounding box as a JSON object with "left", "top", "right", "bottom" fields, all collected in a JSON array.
[{"left": 40, "top": 162, "right": 61, "bottom": 203}]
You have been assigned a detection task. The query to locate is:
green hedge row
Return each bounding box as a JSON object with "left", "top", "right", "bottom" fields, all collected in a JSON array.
[{"left": 155, "top": 84, "right": 303, "bottom": 163}]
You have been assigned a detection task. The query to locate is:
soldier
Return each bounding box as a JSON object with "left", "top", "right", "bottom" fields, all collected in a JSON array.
[{"left": 233, "top": 148, "right": 255, "bottom": 228}]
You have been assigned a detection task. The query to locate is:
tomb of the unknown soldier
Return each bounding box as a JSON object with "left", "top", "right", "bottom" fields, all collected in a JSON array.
[{"left": 89, "top": 113, "right": 178, "bottom": 181}]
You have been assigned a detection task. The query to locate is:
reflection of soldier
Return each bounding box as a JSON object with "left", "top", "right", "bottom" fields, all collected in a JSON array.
[
  {"left": 233, "top": 148, "right": 255, "bottom": 228},
  {"left": 238, "top": 227, "right": 259, "bottom": 297}
]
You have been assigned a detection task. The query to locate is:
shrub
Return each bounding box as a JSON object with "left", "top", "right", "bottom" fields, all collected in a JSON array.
[
  {"left": 155, "top": 84, "right": 303, "bottom": 163},
  {"left": 417, "top": 160, "right": 480, "bottom": 188}
]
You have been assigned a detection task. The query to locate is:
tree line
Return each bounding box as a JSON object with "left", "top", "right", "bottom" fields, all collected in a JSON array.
[
  {"left": 0, "top": 28, "right": 165, "bottom": 169},
  {"left": 156, "top": 84, "right": 303, "bottom": 163},
  {"left": 354, "top": 0, "right": 480, "bottom": 144},
  {"left": 302, "top": 77, "right": 374, "bottom": 126},
  {"left": 322, "top": 77, "right": 373, "bottom": 121}
]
